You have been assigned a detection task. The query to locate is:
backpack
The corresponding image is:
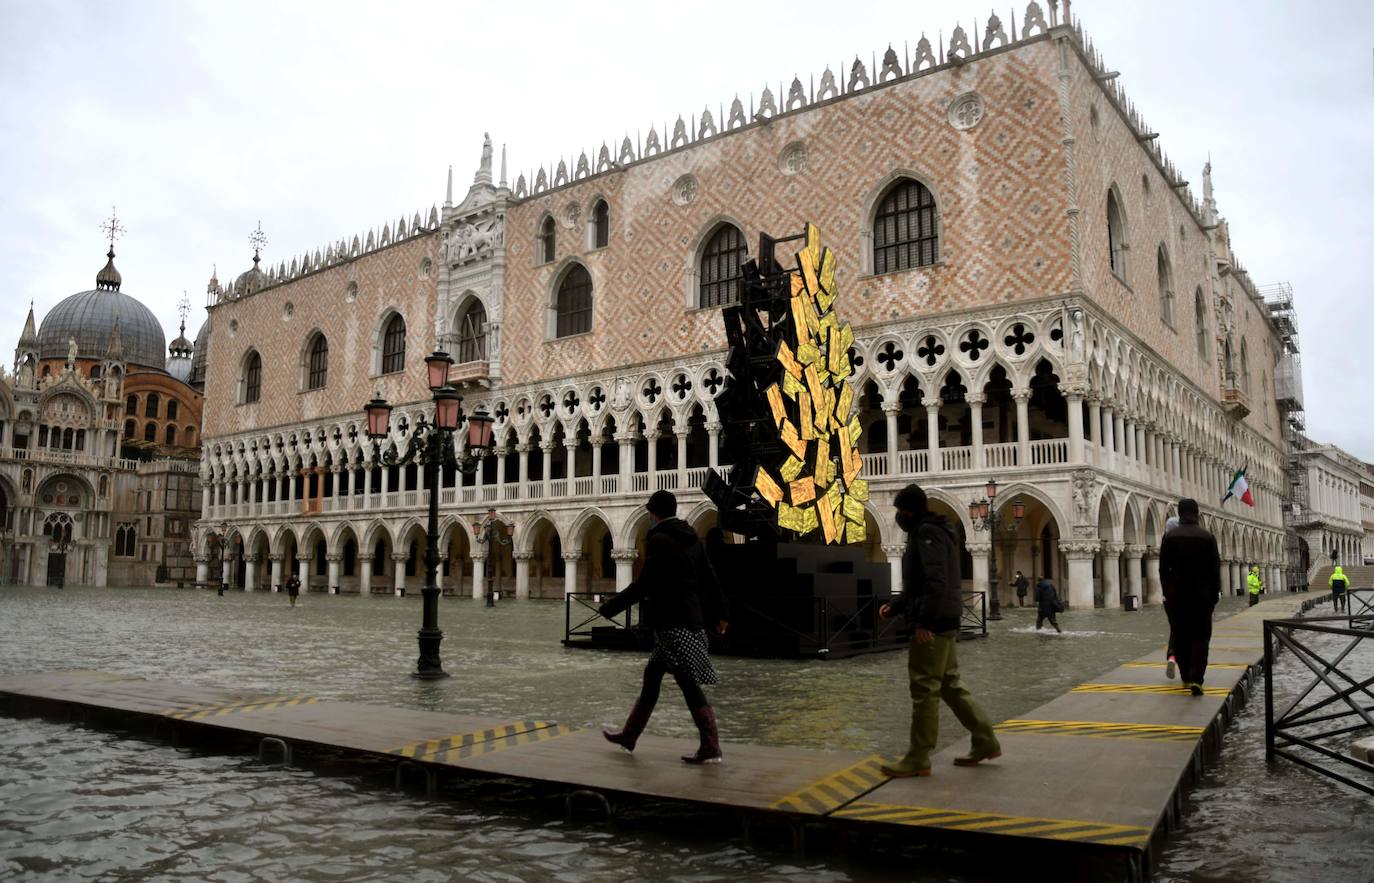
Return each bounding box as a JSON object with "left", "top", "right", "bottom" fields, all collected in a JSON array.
[{"left": 1333, "top": 576, "right": 1348, "bottom": 591}]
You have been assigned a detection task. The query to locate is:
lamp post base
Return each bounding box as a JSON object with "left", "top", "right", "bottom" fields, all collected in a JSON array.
[{"left": 415, "top": 622, "right": 447, "bottom": 679}]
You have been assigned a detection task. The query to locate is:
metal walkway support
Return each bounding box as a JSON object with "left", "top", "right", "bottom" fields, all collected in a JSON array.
[{"left": 1264, "top": 614, "right": 1374, "bottom": 795}]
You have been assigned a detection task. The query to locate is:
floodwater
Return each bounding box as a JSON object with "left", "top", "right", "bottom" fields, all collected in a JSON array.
[{"left": 0, "top": 587, "right": 1369, "bottom": 881}]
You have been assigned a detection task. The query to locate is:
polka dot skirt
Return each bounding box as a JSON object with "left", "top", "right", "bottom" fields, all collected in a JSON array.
[{"left": 650, "top": 628, "right": 718, "bottom": 686}]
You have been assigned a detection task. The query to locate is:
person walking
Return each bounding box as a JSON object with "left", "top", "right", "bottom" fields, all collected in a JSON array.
[
  {"left": 599, "top": 490, "right": 729, "bottom": 765},
  {"left": 1012, "top": 570, "right": 1030, "bottom": 608},
  {"left": 1034, "top": 575, "right": 1063, "bottom": 633},
  {"left": 878, "top": 483, "right": 1000, "bottom": 778},
  {"left": 286, "top": 574, "right": 301, "bottom": 608},
  {"left": 1246, "top": 566, "right": 1263, "bottom": 607},
  {"left": 1159, "top": 498, "right": 1221, "bottom": 697},
  {"left": 1329, "top": 565, "right": 1350, "bottom": 613},
  {"left": 1163, "top": 515, "right": 1180, "bottom": 679}
]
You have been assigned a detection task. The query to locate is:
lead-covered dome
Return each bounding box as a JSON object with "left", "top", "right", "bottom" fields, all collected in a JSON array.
[
  {"left": 36, "top": 250, "right": 166, "bottom": 369},
  {"left": 189, "top": 313, "right": 212, "bottom": 389}
]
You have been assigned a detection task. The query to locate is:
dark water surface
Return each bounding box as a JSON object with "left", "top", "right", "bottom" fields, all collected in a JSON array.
[{"left": 0, "top": 587, "right": 1368, "bottom": 881}]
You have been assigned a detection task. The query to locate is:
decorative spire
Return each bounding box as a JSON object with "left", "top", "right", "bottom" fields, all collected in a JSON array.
[
  {"left": 96, "top": 206, "right": 125, "bottom": 291},
  {"left": 249, "top": 220, "right": 268, "bottom": 267},
  {"left": 445, "top": 165, "right": 454, "bottom": 206},
  {"left": 18, "top": 300, "right": 37, "bottom": 348},
  {"left": 499, "top": 144, "right": 508, "bottom": 188}
]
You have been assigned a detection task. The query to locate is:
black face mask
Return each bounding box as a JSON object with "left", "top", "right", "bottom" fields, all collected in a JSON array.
[{"left": 896, "top": 511, "right": 915, "bottom": 533}]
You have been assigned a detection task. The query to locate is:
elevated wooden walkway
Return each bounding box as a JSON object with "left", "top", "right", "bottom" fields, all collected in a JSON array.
[{"left": 0, "top": 593, "right": 1321, "bottom": 881}]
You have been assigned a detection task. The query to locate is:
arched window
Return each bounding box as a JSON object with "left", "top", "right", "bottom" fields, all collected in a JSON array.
[
  {"left": 873, "top": 178, "right": 938, "bottom": 273},
  {"left": 144, "top": 422, "right": 157, "bottom": 442},
  {"left": 539, "top": 216, "right": 556, "bottom": 264},
  {"left": 90, "top": 364, "right": 102, "bottom": 379},
  {"left": 592, "top": 200, "right": 609, "bottom": 249},
  {"left": 166, "top": 399, "right": 178, "bottom": 420},
  {"left": 1194, "top": 287, "right": 1209, "bottom": 360},
  {"left": 381, "top": 314, "right": 406, "bottom": 374},
  {"left": 1156, "top": 246, "right": 1174, "bottom": 326},
  {"left": 1107, "top": 189, "right": 1127, "bottom": 277},
  {"left": 455, "top": 299, "right": 487, "bottom": 363},
  {"left": 1240, "top": 338, "right": 1251, "bottom": 395},
  {"left": 242, "top": 350, "right": 262, "bottom": 403},
  {"left": 555, "top": 265, "right": 593, "bottom": 338},
  {"left": 126, "top": 394, "right": 137, "bottom": 414},
  {"left": 124, "top": 419, "right": 135, "bottom": 438},
  {"left": 698, "top": 224, "right": 747, "bottom": 308},
  {"left": 165, "top": 425, "right": 177, "bottom": 446},
  {"left": 307, "top": 333, "right": 328, "bottom": 390},
  {"left": 144, "top": 393, "right": 160, "bottom": 418}
]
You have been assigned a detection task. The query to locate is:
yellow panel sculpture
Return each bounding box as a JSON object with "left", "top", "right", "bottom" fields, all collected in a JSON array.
[{"left": 753, "top": 223, "right": 868, "bottom": 544}]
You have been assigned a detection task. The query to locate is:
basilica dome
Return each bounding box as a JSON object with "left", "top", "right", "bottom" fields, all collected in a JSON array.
[{"left": 36, "top": 249, "right": 167, "bottom": 369}]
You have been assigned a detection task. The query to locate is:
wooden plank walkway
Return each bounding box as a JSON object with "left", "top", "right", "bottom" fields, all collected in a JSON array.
[{"left": 0, "top": 592, "right": 1322, "bottom": 879}]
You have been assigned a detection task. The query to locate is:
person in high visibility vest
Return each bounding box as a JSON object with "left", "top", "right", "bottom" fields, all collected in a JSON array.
[
  {"left": 1246, "top": 566, "right": 1263, "bottom": 607},
  {"left": 1329, "top": 566, "right": 1350, "bottom": 613}
]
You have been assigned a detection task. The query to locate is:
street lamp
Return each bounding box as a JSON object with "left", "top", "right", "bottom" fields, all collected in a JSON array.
[
  {"left": 208, "top": 521, "right": 228, "bottom": 598},
  {"left": 363, "top": 350, "right": 495, "bottom": 679},
  {"left": 474, "top": 508, "right": 514, "bottom": 608},
  {"left": 968, "top": 480, "right": 1025, "bottom": 622}
]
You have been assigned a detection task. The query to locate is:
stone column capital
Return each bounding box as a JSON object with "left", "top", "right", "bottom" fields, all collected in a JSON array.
[
  {"left": 513, "top": 550, "right": 537, "bottom": 562},
  {"left": 965, "top": 393, "right": 987, "bottom": 407},
  {"left": 965, "top": 541, "right": 993, "bottom": 555},
  {"left": 1102, "top": 541, "right": 1124, "bottom": 557},
  {"left": 390, "top": 553, "right": 409, "bottom": 563},
  {"left": 610, "top": 549, "right": 640, "bottom": 561},
  {"left": 1123, "top": 544, "right": 1146, "bottom": 559},
  {"left": 880, "top": 543, "right": 906, "bottom": 557},
  {"left": 268, "top": 553, "right": 285, "bottom": 562},
  {"left": 1010, "top": 388, "right": 1032, "bottom": 404},
  {"left": 1059, "top": 540, "right": 1100, "bottom": 558},
  {"left": 357, "top": 553, "right": 374, "bottom": 562}
]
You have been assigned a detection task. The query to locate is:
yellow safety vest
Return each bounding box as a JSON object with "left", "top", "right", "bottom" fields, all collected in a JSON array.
[{"left": 1246, "top": 572, "right": 1262, "bottom": 595}]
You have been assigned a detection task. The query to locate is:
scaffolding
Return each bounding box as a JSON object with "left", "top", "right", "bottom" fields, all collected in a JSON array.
[{"left": 1263, "top": 282, "right": 1311, "bottom": 588}]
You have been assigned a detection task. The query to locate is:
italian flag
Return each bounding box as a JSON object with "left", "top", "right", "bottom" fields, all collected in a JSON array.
[{"left": 1222, "top": 466, "right": 1254, "bottom": 507}]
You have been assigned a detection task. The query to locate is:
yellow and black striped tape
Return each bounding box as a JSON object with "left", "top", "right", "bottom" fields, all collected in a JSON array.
[
  {"left": 995, "top": 719, "right": 1204, "bottom": 742},
  {"left": 386, "top": 720, "right": 556, "bottom": 760},
  {"left": 163, "top": 696, "right": 318, "bottom": 720},
  {"left": 770, "top": 754, "right": 888, "bottom": 814},
  {"left": 1122, "top": 662, "right": 1249, "bottom": 670},
  {"left": 1072, "top": 683, "right": 1229, "bottom": 697},
  {"left": 832, "top": 801, "right": 1152, "bottom": 847},
  {"left": 448, "top": 723, "right": 577, "bottom": 760}
]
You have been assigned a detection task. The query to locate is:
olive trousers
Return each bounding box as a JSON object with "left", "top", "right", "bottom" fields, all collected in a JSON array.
[{"left": 899, "top": 630, "right": 999, "bottom": 769}]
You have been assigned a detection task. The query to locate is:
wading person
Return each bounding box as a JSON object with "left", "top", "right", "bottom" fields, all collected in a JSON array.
[
  {"left": 1012, "top": 570, "right": 1029, "bottom": 608},
  {"left": 286, "top": 574, "right": 300, "bottom": 608},
  {"left": 599, "top": 490, "right": 729, "bottom": 765},
  {"left": 1329, "top": 565, "right": 1350, "bottom": 613},
  {"left": 1034, "top": 575, "right": 1063, "bottom": 633},
  {"left": 1159, "top": 498, "right": 1221, "bottom": 697},
  {"left": 1247, "top": 565, "right": 1263, "bottom": 607},
  {"left": 878, "top": 483, "right": 1000, "bottom": 777}
]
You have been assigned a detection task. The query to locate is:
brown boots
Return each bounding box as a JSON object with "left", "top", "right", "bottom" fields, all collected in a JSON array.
[
  {"left": 681, "top": 705, "right": 723, "bottom": 765},
  {"left": 603, "top": 701, "right": 654, "bottom": 753}
]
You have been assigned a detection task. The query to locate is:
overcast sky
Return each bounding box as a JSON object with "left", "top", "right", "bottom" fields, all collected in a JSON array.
[{"left": 2, "top": 1, "right": 1371, "bottom": 459}]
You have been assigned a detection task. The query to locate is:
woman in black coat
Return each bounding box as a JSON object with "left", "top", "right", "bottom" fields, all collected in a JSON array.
[
  {"left": 1034, "top": 577, "right": 1062, "bottom": 633},
  {"left": 599, "top": 491, "right": 729, "bottom": 764}
]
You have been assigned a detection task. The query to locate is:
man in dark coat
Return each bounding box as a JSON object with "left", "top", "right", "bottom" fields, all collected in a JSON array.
[
  {"left": 1013, "top": 570, "right": 1030, "bottom": 607},
  {"left": 1034, "top": 576, "right": 1062, "bottom": 632},
  {"left": 878, "top": 483, "right": 1000, "bottom": 777},
  {"left": 1158, "top": 498, "right": 1221, "bottom": 696},
  {"left": 599, "top": 490, "right": 729, "bottom": 764}
]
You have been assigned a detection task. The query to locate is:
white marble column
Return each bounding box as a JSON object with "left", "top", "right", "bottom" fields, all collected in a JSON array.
[
  {"left": 269, "top": 554, "right": 283, "bottom": 592},
  {"left": 244, "top": 554, "right": 258, "bottom": 592},
  {"left": 612, "top": 549, "right": 637, "bottom": 592},
  {"left": 471, "top": 553, "right": 487, "bottom": 600},
  {"left": 514, "top": 551, "right": 534, "bottom": 600},
  {"left": 968, "top": 394, "right": 985, "bottom": 470},
  {"left": 326, "top": 554, "right": 341, "bottom": 594},
  {"left": 1144, "top": 550, "right": 1163, "bottom": 605},
  {"left": 195, "top": 557, "right": 209, "bottom": 587},
  {"left": 706, "top": 423, "right": 721, "bottom": 470},
  {"left": 1065, "top": 392, "right": 1085, "bottom": 464},
  {"left": 562, "top": 551, "right": 582, "bottom": 596},
  {"left": 1101, "top": 542, "right": 1122, "bottom": 608},
  {"left": 357, "top": 554, "right": 372, "bottom": 595},
  {"left": 883, "top": 403, "right": 900, "bottom": 474},
  {"left": 1087, "top": 397, "right": 1103, "bottom": 466},
  {"left": 1013, "top": 389, "right": 1031, "bottom": 467},
  {"left": 644, "top": 430, "right": 659, "bottom": 483},
  {"left": 392, "top": 553, "right": 408, "bottom": 596},
  {"left": 540, "top": 441, "right": 554, "bottom": 496},
  {"left": 882, "top": 543, "right": 906, "bottom": 595},
  {"left": 517, "top": 443, "right": 530, "bottom": 497},
  {"left": 925, "top": 404, "right": 941, "bottom": 474},
  {"left": 1063, "top": 542, "right": 1099, "bottom": 610},
  {"left": 968, "top": 541, "right": 992, "bottom": 607},
  {"left": 1124, "top": 545, "right": 1144, "bottom": 604}
]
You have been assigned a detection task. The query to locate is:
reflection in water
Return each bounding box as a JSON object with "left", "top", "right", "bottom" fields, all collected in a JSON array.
[{"left": 0, "top": 587, "right": 1369, "bottom": 881}]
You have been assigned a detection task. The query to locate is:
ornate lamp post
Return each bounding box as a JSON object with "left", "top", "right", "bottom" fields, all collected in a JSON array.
[
  {"left": 206, "top": 522, "right": 230, "bottom": 595},
  {"left": 474, "top": 508, "right": 514, "bottom": 607},
  {"left": 968, "top": 480, "right": 1024, "bottom": 622},
  {"left": 363, "top": 350, "right": 494, "bottom": 679}
]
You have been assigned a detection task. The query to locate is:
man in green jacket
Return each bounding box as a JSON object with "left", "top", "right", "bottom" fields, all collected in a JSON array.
[
  {"left": 878, "top": 483, "right": 1000, "bottom": 777},
  {"left": 1329, "top": 565, "right": 1350, "bottom": 613},
  {"left": 1246, "top": 566, "right": 1262, "bottom": 607}
]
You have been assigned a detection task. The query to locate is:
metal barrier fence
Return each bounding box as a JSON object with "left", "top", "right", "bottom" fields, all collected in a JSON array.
[
  {"left": 1263, "top": 601, "right": 1374, "bottom": 796},
  {"left": 563, "top": 589, "right": 988, "bottom": 657}
]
